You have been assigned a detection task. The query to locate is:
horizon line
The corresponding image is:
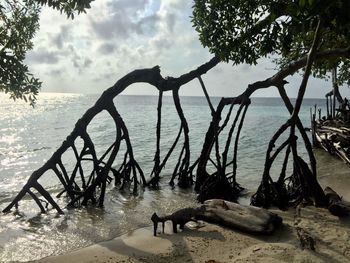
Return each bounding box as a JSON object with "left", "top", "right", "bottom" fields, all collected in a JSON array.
[{"left": 26, "top": 91, "right": 327, "bottom": 100}]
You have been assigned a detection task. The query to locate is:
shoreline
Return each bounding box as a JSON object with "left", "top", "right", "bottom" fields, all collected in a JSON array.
[
  {"left": 316, "top": 149, "right": 350, "bottom": 202},
  {"left": 38, "top": 188, "right": 350, "bottom": 262},
  {"left": 37, "top": 206, "right": 350, "bottom": 263},
  {"left": 35, "top": 150, "right": 350, "bottom": 263}
]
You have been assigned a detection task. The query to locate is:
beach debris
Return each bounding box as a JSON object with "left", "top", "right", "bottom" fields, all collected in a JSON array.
[
  {"left": 198, "top": 199, "right": 283, "bottom": 235},
  {"left": 296, "top": 227, "right": 316, "bottom": 250},
  {"left": 314, "top": 119, "right": 350, "bottom": 165},
  {"left": 152, "top": 199, "right": 283, "bottom": 236},
  {"left": 294, "top": 205, "right": 316, "bottom": 250},
  {"left": 151, "top": 207, "right": 202, "bottom": 236},
  {"left": 324, "top": 187, "right": 350, "bottom": 217},
  {"left": 311, "top": 86, "right": 350, "bottom": 165}
]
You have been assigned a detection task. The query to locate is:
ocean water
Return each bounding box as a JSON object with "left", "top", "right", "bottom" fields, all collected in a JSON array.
[{"left": 0, "top": 93, "right": 330, "bottom": 261}]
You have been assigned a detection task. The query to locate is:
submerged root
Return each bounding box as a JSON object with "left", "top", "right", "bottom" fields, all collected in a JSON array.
[
  {"left": 197, "top": 174, "right": 243, "bottom": 203},
  {"left": 251, "top": 180, "right": 289, "bottom": 209},
  {"left": 251, "top": 155, "right": 327, "bottom": 209}
]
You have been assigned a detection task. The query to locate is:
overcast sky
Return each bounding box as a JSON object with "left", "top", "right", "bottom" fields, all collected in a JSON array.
[{"left": 25, "top": 0, "right": 349, "bottom": 98}]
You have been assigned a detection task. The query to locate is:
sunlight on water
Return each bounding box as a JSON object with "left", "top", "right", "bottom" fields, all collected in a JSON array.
[{"left": 0, "top": 93, "right": 337, "bottom": 261}]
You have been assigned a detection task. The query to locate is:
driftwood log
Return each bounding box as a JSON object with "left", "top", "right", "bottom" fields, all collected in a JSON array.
[
  {"left": 198, "top": 199, "right": 282, "bottom": 234},
  {"left": 151, "top": 199, "right": 282, "bottom": 236},
  {"left": 324, "top": 187, "right": 350, "bottom": 217}
]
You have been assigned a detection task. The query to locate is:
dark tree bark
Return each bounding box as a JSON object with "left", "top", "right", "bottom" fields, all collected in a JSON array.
[
  {"left": 148, "top": 90, "right": 163, "bottom": 188},
  {"left": 171, "top": 88, "right": 192, "bottom": 187}
]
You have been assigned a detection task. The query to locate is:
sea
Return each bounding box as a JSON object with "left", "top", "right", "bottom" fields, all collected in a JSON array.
[{"left": 0, "top": 93, "right": 336, "bottom": 261}]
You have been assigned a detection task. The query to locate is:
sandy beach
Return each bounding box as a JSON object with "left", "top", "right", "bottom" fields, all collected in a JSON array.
[
  {"left": 37, "top": 205, "right": 350, "bottom": 263},
  {"left": 37, "top": 153, "right": 350, "bottom": 263}
]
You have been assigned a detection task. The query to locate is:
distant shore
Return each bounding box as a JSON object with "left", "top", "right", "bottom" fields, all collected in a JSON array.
[{"left": 37, "top": 149, "right": 350, "bottom": 263}]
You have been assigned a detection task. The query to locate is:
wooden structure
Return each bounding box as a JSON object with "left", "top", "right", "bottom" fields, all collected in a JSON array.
[{"left": 313, "top": 98, "right": 350, "bottom": 164}]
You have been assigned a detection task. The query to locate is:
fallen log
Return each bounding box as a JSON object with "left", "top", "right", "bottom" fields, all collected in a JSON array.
[
  {"left": 151, "top": 199, "right": 282, "bottom": 236},
  {"left": 333, "top": 143, "right": 350, "bottom": 163},
  {"left": 320, "top": 126, "right": 350, "bottom": 134},
  {"left": 324, "top": 187, "right": 350, "bottom": 217},
  {"left": 198, "top": 199, "right": 282, "bottom": 234},
  {"left": 315, "top": 132, "right": 330, "bottom": 152}
]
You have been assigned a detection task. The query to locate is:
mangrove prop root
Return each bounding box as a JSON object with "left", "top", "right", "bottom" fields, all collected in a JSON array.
[
  {"left": 251, "top": 20, "right": 328, "bottom": 208},
  {"left": 4, "top": 46, "right": 349, "bottom": 214},
  {"left": 3, "top": 58, "right": 220, "bottom": 214},
  {"left": 196, "top": 47, "right": 350, "bottom": 198},
  {"left": 197, "top": 174, "right": 241, "bottom": 203},
  {"left": 149, "top": 90, "right": 163, "bottom": 188},
  {"left": 172, "top": 88, "right": 192, "bottom": 188}
]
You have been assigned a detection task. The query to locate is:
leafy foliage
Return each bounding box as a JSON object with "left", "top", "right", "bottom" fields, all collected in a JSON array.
[
  {"left": 0, "top": 1, "right": 40, "bottom": 105},
  {"left": 35, "top": 0, "right": 92, "bottom": 19},
  {"left": 0, "top": 0, "right": 93, "bottom": 105},
  {"left": 192, "top": 0, "right": 350, "bottom": 85},
  {"left": 338, "top": 60, "right": 350, "bottom": 86}
]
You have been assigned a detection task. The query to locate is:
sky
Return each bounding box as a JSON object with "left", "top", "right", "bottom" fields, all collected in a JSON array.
[{"left": 24, "top": 0, "right": 349, "bottom": 98}]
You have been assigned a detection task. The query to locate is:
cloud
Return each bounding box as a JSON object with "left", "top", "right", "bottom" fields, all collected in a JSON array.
[
  {"left": 108, "top": 0, "right": 148, "bottom": 11},
  {"left": 25, "top": 1, "right": 225, "bottom": 94},
  {"left": 24, "top": 0, "right": 335, "bottom": 98},
  {"left": 66, "top": 45, "right": 94, "bottom": 73},
  {"left": 26, "top": 50, "right": 61, "bottom": 64},
  {"left": 137, "top": 13, "right": 161, "bottom": 34},
  {"left": 150, "top": 37, "right": 173, "bottom": 53},
  {"left": 50, "top": 25, "right": 71, "bottom": 49},
  {"left": 164, "top": 12, "right": 176, "bottom": 32},
  {"left": 84, "top": 58, "right": 93, "bottom": 68},
  {"left": 47, "top": 68, "right": 65, "bottom": 77},
  {"left": 89, "top": 0, "right": 160, "bottom": 40},
  {"left": 97, "top": 43, "right": 116, "bottom": 55}
]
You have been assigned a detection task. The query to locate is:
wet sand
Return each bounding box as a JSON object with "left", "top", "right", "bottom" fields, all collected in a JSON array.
[{"left": 37, "top": 206, "right": 350, "bottom": 263}]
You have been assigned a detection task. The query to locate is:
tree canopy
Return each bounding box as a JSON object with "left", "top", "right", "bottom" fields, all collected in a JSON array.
[
  {"left": 192, "top": 0, "right": 350, "bottom": 85},
  {"left": 0, "top": 0, "right": 93, "bottom": 105}
]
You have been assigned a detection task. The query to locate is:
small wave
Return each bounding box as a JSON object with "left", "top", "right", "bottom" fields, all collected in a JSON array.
[{"left": 32, "top": 146, "right": 51, "bottom": 152}]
